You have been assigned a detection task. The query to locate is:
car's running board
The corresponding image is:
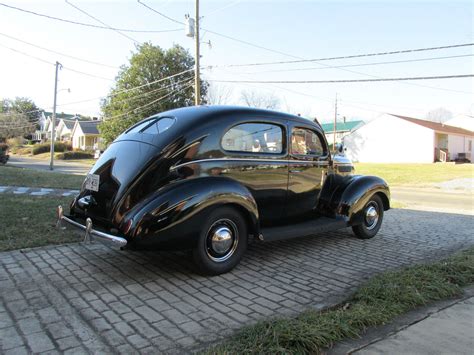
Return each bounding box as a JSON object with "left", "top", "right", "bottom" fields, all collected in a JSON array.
[{"left": 260, "top": 217, "right": 348, "bottom": 242}]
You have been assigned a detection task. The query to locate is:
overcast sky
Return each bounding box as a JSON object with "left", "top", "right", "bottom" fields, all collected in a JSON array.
[{"left": 0, "top": 0, "right": 472, "bottom": 122}]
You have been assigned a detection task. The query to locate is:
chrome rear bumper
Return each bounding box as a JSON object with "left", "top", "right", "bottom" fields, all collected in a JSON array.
[{"left": 56, "top": 205, "right": 127, "bottom": 247}]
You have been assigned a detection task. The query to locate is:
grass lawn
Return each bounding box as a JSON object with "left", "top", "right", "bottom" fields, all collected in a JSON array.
[
  {"left": 206, "top": 247, "right": 474, "bottom": 354},
  {"left": 355, "top": 163, "right": 474, "bottom": 186},
  {"left": 0, "top": 194, "right": 79, "bottom": 252},
  {"left": 23, "top": 152, "right": 96, "bottom": 166},
  {"left": 0, "top": 166, "right": 84, "bottom": 189}
]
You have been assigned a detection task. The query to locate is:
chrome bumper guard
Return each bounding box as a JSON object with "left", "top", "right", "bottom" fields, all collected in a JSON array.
[{"left": 56, "top": 205, "right": 127, "bottom": 247}]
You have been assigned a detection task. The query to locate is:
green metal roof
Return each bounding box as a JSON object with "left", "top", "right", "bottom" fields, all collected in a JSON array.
[
  {"left": 43, "top": 111, "right": 76, "bottom": 120},
  {"left": 320, "top": 120, "right": 364, "bottom": 133},
  {"left": 43, "top": 111, "right": 94, "bottom": 121}
]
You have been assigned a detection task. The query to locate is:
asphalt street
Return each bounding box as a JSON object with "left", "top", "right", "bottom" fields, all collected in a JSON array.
[
  {"left": 391, "top": 186, "right": 474, "bottom": 215},
  {"left": 7, "top": 156, "right": 91, "bottom": 175}
]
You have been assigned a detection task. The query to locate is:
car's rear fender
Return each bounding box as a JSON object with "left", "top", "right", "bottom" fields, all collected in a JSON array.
[
  {"left": 320, "top": 175, "right": 390, "bottom": 224},
  {"left": 122, "top": 176, "right": 259, "bottom": 249}
]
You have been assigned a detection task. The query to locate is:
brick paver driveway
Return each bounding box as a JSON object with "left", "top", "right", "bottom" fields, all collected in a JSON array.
[{"left": 1, "top": 209, "right": 473, "bottom": 354}]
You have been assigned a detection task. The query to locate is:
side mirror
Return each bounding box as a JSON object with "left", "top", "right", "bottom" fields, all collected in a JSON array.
[{"left": 335, "top": 143, "right": 344, "bottom": 153}]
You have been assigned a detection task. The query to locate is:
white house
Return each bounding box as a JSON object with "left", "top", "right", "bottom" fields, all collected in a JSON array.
[
  {"left": 71, "top": 120, "right": 102, "bottom": 151},
  {"left": 55, "top": 119, "right": 77, "bottom": 142},
  {"left": 343, "top": 114, "right": 474, "bottom": 163}
]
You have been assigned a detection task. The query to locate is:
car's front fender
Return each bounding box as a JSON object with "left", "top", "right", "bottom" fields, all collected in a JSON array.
[
  {"left": 320, "top": 175, "right": 390, "bottom": 224},
  {"left": 122, "top": 176, "right": 259, "bottom": 249}
]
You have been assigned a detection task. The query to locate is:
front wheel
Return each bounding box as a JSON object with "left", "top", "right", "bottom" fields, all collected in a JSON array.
[
  {"left": 352, "top": 194, "right": 384, "bottom": 239},
  {"left": 192, "top": 206, "right": 248, "bottom": 275}
]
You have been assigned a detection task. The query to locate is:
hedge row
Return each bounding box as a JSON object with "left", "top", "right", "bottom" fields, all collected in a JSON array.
[
  {"left": 56, "top": 151, "right": 94, "bottom": 160},
  {"left": 32, "top": 142, "right": 72, "bottom": 155}
]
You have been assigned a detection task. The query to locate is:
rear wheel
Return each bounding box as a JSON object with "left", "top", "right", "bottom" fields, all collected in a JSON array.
[
  {"left": 192, "top": 206, "right": 248, "bottom": 275},
  {"left": 352, "top": 194, "right": 384, "bottom": 239}
]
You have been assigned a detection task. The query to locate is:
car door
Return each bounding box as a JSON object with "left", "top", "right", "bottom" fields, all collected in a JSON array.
[
  {"left": 219, "top": 120, "right": 289, "bottom": 225},
  {"left": 285, "top": 124, "right": 330, "bottom": 220}
]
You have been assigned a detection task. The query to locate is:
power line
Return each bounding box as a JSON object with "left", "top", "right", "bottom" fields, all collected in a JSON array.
[
  {"left": 104, "top": 82, "right": 194, "bottom": 120},
  {"left": 65, "top": 0, "right": 139, "bottom": 44},
  {"left": 137, "top": 0, "right": 302, "bottom": 59},
  {"left": 63, "top": 67, "right": 114, "bottom": 81},
  {"left": 209, "top": 74, "right": 474, "bottom": 84},
  {"left": 0, "top": 32, "right": 119, "bottom": 69},
  {"left": 233, "top": 54, "right": 474, "bottom": 75},
  {"left": 0, "top": 2, "right": 182, "bottom": 33},
  {"left": 203, "top": 0, "right": 243, "bottom": 18},
  {"left": 208, "top": 68, "right": 404, "bottom": 115},
  {"left": 0, "top": 41, "right": 115, "bottom": 81},
  {"left": 0, "top": 79, "right": 195, "bottom": 128},
  {"left": 137, "top": 0, "right": 184, "bottom": 25},
  {"left": 210, "top": 68, "right": 472, "bottom": 117},
  {"left": 0, "top": 70, "right": 195, "bottom": 118},
  {"left": 104, "top": 68, "right": 195, "bottom": 96},
  {"left": 134, "top": 2, "right": 473, "bottom": 94},
  {"left": 100, "top": 77, "right": 195, "bottom": 107},
  {"left": 0, "top": 42, "right": 54, "bottom": 66},
  {"left": 210, "top": 43, "right": 474, "bottom": 68}
]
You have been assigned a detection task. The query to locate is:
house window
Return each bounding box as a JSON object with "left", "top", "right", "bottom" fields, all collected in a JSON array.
[{"left": 469, "top": 140, "right": 472, "bottom": 152}]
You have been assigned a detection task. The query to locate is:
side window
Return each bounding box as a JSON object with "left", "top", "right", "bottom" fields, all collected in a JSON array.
[
  {"left": 222, "top": 123, "right": 283, "bottom": 154},
  {"left": 291, "top": 128, "right": 324, "bottom": 156}
]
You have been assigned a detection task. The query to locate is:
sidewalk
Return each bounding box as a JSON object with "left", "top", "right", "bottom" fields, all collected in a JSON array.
[
  {"left": 355, "top": 297, "right": 473, "bottom": 355},
  {"left": 330, "top": 288, "right": 474, "bottom": 355},
  {"left": 0, "top": 185, "right": 79, "bottom": 197}
]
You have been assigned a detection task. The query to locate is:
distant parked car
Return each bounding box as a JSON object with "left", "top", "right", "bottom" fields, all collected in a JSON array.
[
  {"left": 0, "top": 145, "right": 9, "bottom": 165},
  {"left": 57, "top": 106, "right": 390, "bottom": 275}
]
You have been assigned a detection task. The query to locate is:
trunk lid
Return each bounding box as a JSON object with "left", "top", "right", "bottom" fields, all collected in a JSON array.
[{"left": 73, "top": 140, "right": 158, "bottom": 227}]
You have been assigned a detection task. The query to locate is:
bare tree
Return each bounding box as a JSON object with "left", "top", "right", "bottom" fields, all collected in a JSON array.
[
  {"left": 425, "top": 107, "right": 454, "bottom": 123},
  {"left": 282, "top": 98, "right": 316, "bottom": 118},
  {"left": 206, "top": 84, "right": 234, "bottom": 105},
  {"left": 0, "top": 112, "right": 35, "bottom": 140},
  {"left": 240, "top": 89, "right": 280, "bottom": 110}
]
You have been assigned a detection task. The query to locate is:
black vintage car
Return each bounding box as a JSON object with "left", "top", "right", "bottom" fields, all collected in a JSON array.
[{"left": 57, "top": 106, "right": 390, "bottom": 275}]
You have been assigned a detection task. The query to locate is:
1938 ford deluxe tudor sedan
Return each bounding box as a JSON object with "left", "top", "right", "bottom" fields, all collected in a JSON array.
[{"left": 57, "top": 106, "right": 390, "bottom": 275}]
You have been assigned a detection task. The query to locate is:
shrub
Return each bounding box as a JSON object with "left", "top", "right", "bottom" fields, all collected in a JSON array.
[
  {"left": 6, "top": 137, "right": 23, "bottom": 147},
  {"left": 32, "top": 142, "right": 72, "bottom": 155},
  {"left": 0, "top": 143, "right": 9, "bottom": 152},
  {"left": 57, "top": 151, "right": 94, "bottom": 160},
  {"left": 15, "top": 147, "right": 33, "bottom": 155}
]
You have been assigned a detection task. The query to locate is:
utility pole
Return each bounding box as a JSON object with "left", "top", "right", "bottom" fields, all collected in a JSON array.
[
  {"left": 333, "top": 93, "right": 338, "bottom": 151},
  {"left": 194, "top": 0, "right": 201, "bottom": 105},
  {"left": 50, "top": 61, "right": 61, "bottom": 170}
]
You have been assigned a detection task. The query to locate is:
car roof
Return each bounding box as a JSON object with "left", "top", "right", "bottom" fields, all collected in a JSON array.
[{"left": 159, "top": 105, "right": 320, "bottom": 128}]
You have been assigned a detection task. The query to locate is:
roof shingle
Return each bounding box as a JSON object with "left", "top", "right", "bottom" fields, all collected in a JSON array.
[
  {"left": 390, "top": 114, "right": 474, "bottom": 137},
  {"left": 78, "top": 120, "right": 101, "bottom": 135}
]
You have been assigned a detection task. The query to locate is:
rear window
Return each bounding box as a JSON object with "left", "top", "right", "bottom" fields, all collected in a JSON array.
[
  {"left": 142, "top": 117, "right": 175, "bottom": 134},
  {"left": 126, "top": 117, "right": 175, "bottom": 135}
]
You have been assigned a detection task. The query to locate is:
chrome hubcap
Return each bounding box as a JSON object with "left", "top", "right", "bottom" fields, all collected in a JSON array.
[
  {"left": 365, "top": 203, "right": 379, "bottom": 230},
  {"left": 211, "top": 227, "right": 233, "bottom": 254},
  {"left": 206, "top": 219, "right": 239, "bottom": 262}
]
